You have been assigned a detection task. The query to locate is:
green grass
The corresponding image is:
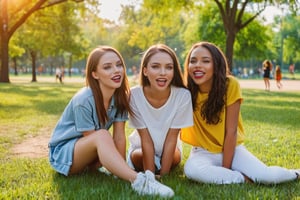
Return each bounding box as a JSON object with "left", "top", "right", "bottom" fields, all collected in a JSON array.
[{"left": 0, "top": 76, "right": 299, "bottom": 199}]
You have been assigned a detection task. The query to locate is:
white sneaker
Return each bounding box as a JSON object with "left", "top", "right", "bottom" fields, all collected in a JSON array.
[
  {"left": 131, "top": 170, "right": 174, "bottom": 198},
  {"left": 98, "top": 167, "right": 112, "bottom": 176},
  {"left": 295, "top": 169, "right": 300, "bottom": 180}
]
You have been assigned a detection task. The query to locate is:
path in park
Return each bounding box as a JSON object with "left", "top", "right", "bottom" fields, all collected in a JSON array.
[
  {"left": 238, "top": 79, "right": 299, "bottom": 91},
  {"left": 10, "top": 77, "right": 299, "bottom": 158}
]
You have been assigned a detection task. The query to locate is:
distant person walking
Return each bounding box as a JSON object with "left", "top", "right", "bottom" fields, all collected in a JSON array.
[
  {"left": 289, "top": 63, "right": 295, "bottom": 79},
  {"left": 275, "top": 65, "right": 283, "bottom": 89},
  {"left": 262, "top": 60, "right": 272, "bottom": 91},
  {"left": 55, "top": 67, "right": 63, "bottom": 83}
]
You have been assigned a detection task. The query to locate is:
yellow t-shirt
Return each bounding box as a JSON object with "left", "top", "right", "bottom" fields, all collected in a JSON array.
[{"left": 181, "top": 76, "right": 245, "bottom": 153}]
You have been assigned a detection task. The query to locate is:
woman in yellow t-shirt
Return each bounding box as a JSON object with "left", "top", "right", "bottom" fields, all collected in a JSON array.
[{"left": 181, "top": 41, "right": 299, "bottom": 184}]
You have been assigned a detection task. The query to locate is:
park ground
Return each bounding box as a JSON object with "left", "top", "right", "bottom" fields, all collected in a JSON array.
[
  {"left": 8, "top": 75, "right": 300, "bottom": 158},
  {"left": 9, "top": 75, "right": 300, "bottom": 91}
]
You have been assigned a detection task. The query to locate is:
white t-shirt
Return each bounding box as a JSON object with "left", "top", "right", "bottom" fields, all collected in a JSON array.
[{"left": 128, "top": 85, "right": 194, "bottom": 157}]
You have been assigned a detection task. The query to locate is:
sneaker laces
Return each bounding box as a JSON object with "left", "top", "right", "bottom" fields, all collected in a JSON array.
[
  {"left": 132, "top": 170, "right": 174, "bottom": 197},
  {"left": 143, "top": 171, "right": 158, "bottom": 193}
]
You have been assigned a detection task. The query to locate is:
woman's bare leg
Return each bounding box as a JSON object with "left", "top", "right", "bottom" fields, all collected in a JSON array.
[
  {"left": 69, "top": 130, "right": 137, "bottom": 182},
  {"left": 130, "top": 147, "right": 181, "bottom": 173},
  {"left": 172, "top": 147, "right": 181, "bottom": 168},
  {"left": 263, "top": 78, "right": 270, "bottom": 91}
]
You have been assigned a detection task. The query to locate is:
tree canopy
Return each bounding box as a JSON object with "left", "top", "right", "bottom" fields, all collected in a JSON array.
[
  {"left": 1, "top": 0, "right": 299, "bottom": 83},
  {"left": 0, "top": 0, "right": 98, "bottom": 82}
]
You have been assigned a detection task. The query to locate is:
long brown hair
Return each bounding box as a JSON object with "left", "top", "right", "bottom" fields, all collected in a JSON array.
[
  {"left": 183, "top": 42, "right": 229, "bottom": 124},
  {"left": 263, "top": 59, "right": 273, "bottom": 71},
  {"left": 139, "top": 44, "right": 185, "bottom": 88},
  {"left": 85, "top": 46, "right": 132, "bottom": 126}
]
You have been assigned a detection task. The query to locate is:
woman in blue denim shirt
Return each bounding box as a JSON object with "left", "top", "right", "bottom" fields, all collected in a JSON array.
[{"left": 48, "top": 46, "right": 174, "bottom": 198}]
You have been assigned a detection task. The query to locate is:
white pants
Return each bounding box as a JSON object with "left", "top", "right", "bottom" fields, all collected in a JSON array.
[{"left": 184, "top": 145, "right": 298, "bottom": 184}]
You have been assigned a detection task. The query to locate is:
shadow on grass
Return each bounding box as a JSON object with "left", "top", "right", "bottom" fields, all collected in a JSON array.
[
  {"left": 0, "top": 83, "right": 82, "bottom": 115},
  {"left": 175, "top": 179, "right": 300, "bottom": 199},
  {"left": 51, "top": 171, "right": 149, "bottom": 199},
  {"left": 0, "top": 82, "right": 81, "bottom": 98},
  {"left": 168, "top": 165, "right": 300, "bottom": 199}
]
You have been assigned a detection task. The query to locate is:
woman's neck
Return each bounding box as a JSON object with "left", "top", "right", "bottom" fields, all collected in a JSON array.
[
  {"left": 143, "top": 86, "right": 171, "bottom": 108},
  {"left": 101, "top": 87, "right": 115, "bottom": 111}
]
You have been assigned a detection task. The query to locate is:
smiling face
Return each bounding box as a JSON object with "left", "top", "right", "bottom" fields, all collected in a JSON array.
[
  {"left": 143, "top": 51, "right": 174, "bottom": 91},
  {"left": 188, "top": 46, "right": 214, "bottom": 93},
  {"left": 92, "top": 51, "right": 124, "bottom": 92}
]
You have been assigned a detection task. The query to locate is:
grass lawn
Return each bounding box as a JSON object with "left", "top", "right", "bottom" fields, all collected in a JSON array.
[{"left": 0, "top": 76, "right": 299, "bottom": 199}]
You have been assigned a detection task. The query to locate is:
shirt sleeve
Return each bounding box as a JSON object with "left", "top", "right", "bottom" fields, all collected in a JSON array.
[
  {"left": 114, "top": 110, "right": 129, "bottom": 122},
  {"left": 73, "top": 104, "right": 96, "bottom": 132},
  {"left": 227, "top": 76, "right": 243, "bottom": 106},
  {"left": 128, "top": 88, "right": 146, "bottom": 129},
  {"left": 171, "top": 89, "right": 194, "bottom": 129}
]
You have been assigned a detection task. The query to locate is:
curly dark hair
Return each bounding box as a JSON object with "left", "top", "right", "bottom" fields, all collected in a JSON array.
[{"left": 183, "top": 42, "right": 230, "bottom": 124}]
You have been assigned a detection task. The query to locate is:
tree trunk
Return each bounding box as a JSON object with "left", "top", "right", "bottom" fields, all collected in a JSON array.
[
  {"left": 0, "top": 36, "right": 10, "bottom": 82},
  {"left": 0, "top": 0, "right": 10, "bottom": 83},
  {"left": 225, "top": 31, "right": 236, "bottom": 72},
  {"left": 0, "top": 0, "right": 80, "bottom": 83},
  {"left": 31, "top": 51, "right": 37, "bottom": 82}
]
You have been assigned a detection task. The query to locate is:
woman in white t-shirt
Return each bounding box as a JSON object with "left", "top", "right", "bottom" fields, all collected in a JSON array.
[{"left": 127, "top": 44, "right": 193, "bottom": 177}]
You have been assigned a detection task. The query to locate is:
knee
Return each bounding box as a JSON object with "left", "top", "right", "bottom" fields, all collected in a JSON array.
[
  {"left": 184, "top": 159, "right": 197, "bottom": 179},
  {"left": 172, "top": 149, "right": 181, "bottom": 167},
  {"left": 91, "top": 129, "right": 113, "bottom": 143},
  {"left": 94, "top": 129, "right": 111, "bottom": 137},
  {"left": 130, "top": 149, "right": 143, "bottom": 171},
  {"left": 184, "top": 159, "right": 211, "bottom": 183}
]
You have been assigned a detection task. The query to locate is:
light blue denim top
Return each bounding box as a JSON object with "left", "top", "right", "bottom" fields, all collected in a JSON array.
[{"left": 49, "top": 87, "right": 128, "bottom": 147}]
